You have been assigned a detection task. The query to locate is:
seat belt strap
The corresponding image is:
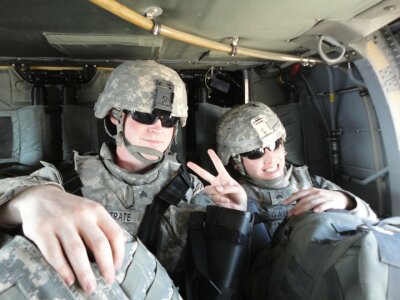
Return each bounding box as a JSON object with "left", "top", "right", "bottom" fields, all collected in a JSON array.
[
  {"left": 59, "top": 161, "right": 83, "bottom": 197},
  {"left": 137, "top": 165, "right": 194, "bottom": 254}
]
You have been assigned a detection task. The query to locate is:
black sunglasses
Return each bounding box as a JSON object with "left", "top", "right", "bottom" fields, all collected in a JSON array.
[
  {"left": 241, "top": 138, "right": 283, "bottom": 160},
  {"left": 129, "top": 109, "right": 179, "bottom": 128}
]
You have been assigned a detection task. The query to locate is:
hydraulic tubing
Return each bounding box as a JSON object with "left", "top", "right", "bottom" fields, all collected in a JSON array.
[
  {"left": 300, "top": 74, "right": 330, "bottom": 134},
  {"left": 347, "top": 63, "right": 367, "bottom": 88},
  {"left": 341, "top": 167, "right": 389, "bottom": 185},
  {"left": 326, "top": 66, "right": 336, "bottom": 131},
  {"left": 89, "top": 0, "right": 321, "bottom": 64},
  {"left": 326, "top": 66, "right": 341, "bottom": 178}
]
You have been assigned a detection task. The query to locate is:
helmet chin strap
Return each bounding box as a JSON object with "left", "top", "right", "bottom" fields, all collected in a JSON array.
[
  {"left": 123, "top": 126, "right": 178, "bottom": 164},
  {"left": 123, "top": 136, "right": 163, "bottom": 164},
  {"left": 232, "top": 155, "right": 247, "bottom": 175},
  {"left": 106, "top": 109, "right": 164, "bottom": 165}
]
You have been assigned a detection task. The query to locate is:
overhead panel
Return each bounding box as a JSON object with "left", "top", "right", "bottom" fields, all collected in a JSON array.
[
  {"left": 136, "top": 0, "right": 382, "bottom": 53},
  {"left": 43, "top": 33, "right": 164, "bottom": 59}
]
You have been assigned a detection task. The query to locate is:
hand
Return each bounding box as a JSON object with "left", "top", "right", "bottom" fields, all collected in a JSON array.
[
  {"left": 5, "top": 185, "right": 125, "bottom": 294},
  {"left": 283, "top": 188, "right": 354, "bottom": 216},
  {"left": 187, "top": 149, "right": 247, "bottom": 211}
]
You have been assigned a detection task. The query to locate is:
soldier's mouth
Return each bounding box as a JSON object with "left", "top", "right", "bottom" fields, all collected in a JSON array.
[
  {"left": 143, "top": 138, "right": 163, "bottom": 144},
  {"left": 263, "top": 165, "right": 278, "bottom": 173}
]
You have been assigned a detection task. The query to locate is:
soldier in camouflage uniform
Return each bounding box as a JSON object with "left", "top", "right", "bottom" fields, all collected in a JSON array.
[
  {"left": 215, "top": 102, "right": 377, "bottom": 248},
  {"left": 0, "top": 61, "right": 247, "bottom": 297}
]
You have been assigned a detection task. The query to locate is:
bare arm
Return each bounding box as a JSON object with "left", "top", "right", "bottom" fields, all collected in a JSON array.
[
  {"left": 283, "top": 188, "right": 352, "bottom": 216},
  {"left": 283, "top": 174, "right": 378, "bottom": 220},
  {"left": 283, "top": 188, "right": 378, "bottom": 220}
]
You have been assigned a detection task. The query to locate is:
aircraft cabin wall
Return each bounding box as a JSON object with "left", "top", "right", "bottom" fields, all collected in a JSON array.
[
  {"left": 297, "top": 64, "right": 388, "bottom": 217},
  {"left": 245, "top": 61, "right": 391, "bottom": 218},
  {"left": 0, "top": 47, "right": 397, "bottom": 219}
]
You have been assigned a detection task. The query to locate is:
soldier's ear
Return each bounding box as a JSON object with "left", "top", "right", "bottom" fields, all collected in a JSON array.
[
  {"left": 109, "top": 111, "right": 118, "bottom": 125},
  {"left": 281, "top": 143, "right": 287, "bottom": 156}
]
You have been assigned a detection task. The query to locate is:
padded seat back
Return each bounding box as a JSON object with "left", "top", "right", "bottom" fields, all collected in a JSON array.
[{"left": 0, "top": 105, "right": 61, "bottom": 175}]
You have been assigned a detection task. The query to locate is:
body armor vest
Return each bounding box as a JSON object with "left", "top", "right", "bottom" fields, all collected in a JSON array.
[{"left": 242, "top": 165, "right": 313, "bottom": 237}]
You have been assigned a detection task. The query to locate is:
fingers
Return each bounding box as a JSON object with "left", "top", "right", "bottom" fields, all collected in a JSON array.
[
  {"left": 57, "top": 225, "right": 97, "bottom": 293},
  {"left": 311, "top": 201, "right": 337, "bottom": 213},
  {"left": 204, "top": 185, "right": 242, "bottom": 197},
  {"left": 290, "top": 196, "right": 328, "bottom": 216},
  {"left": 187, "top": 149, "right": 232, "bottom": 184},
  {"left": 79, "top": 226, "right": 115, "bottom": 286},
  {"left": 14, "top": 187, "right": 126, "bottom": 294},
  {"left": 283, "top": 189, "right": 314, "bottom": 205},
  {"left": 288, "top": 189, "right": 342, "bottom": 216},
  {"left": 209, "top": 193, "right": 237, "bottom": 208},
  {"left": 207, "top": 149, "right": 229, "bottom": 177},
  {"left": 189, "top": 149, "right": 247, "bottom": 211},
  {"left": 287, "top": 189, "right": 352, "bottom": 216},
  {"left": 204, "top": 185, "right": 247, "bottom": 211},
  {"left": 98, "top": 213, "right": 125, "bottom": 270},
  {"left": 212, "top": 196, "right": 233, "bottom": 207},
  {"left": 56, "top": 216, "right": 124, "bottom": 293},
  {"left": 69, "top": 202, "right": 124, "bottom": 291},
  {"left": 187, "top": 161, "right": 215, "bottom": 183},
  {"left": 33, "top": 233, "right": 76, "bottom": 286}
]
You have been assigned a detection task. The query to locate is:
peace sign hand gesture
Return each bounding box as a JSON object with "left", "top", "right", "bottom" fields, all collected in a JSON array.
[{"left": 187, "top": 149, "right": 247, "bottom": 211}]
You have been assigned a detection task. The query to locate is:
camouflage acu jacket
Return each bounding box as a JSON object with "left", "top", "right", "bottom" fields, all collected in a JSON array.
[
  {"left": 0, "top": 143, "right": 211, "bottom": 274},
  {"left": 241, "top": 164, "right": 377, "bottom": 237},
  {"left": 75, "top": 144, "right": 210, "bottom": 272}
]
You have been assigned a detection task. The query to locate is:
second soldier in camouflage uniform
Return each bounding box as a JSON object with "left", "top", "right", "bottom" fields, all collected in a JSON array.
[{"left": 216, "top": 102, "right": 377, "bottom": 249}]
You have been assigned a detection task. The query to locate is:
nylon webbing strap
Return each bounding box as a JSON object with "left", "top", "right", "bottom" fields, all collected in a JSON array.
[
  {"left": 59, "top": 161, "right": 83, "bottom": 196},
  {"left": 137, "top": 166, "right": 194, "bottom": 254}
]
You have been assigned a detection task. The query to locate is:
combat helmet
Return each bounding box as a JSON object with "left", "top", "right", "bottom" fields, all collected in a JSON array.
[
  {"left": 94, "top": 60, "right": 188, "bottom": 163},
  {"left": 217, "top": 102, "right": 286, "bottom": 166}
]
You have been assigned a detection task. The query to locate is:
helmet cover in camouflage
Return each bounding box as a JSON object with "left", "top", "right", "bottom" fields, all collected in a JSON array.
[
  {"left": 95, "top": 60, "right": 188, "bottom": 126},
  {"left": 217, "top": 102, "right": 286, "bottom": 165}
]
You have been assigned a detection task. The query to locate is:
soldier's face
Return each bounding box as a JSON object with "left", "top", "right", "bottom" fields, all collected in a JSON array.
[
  {"left": 123, "top": 112, "right": 174, "bottom": 159},
  {"left": 242, "top": 143, "right": 286, "bottom": 180}
]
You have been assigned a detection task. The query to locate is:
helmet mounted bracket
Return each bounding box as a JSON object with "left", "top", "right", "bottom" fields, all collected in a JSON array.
[{"left": 154, "top": 79, "right": 174, "bottom": 113}]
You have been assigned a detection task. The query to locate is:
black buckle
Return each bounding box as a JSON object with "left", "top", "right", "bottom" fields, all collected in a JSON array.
[{"left": 158, "top": 166, "right": 193, "bottom": 206}]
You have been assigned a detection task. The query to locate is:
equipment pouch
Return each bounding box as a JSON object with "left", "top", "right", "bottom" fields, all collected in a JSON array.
[{"left": 187, "top": 205, "right": 253, "bottom": 300}]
